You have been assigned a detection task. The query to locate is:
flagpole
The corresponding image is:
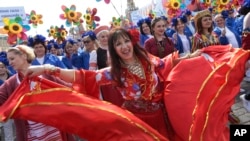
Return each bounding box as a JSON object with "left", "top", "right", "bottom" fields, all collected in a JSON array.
[{"left": 111, "top": 1, "right": 121, "bottom": 17}]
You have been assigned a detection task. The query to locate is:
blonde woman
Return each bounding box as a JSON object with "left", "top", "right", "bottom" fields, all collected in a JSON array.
[{"left": 0, "top": 45, "right": 74, "bottom": 141}]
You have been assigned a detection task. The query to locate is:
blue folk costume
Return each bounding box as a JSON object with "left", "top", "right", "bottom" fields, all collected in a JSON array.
[
  {"left": 171, "top": 15, "right": 192, "bottom": 55},
  {"left": 0, "top": 52, "right": 13, "bottom": 86},
  {"left": 28, "top": 34, "right": 66, "bottom": 68},
  {"left": 213, "top": 10, "right": 242, "bottom": 47},
  {"left": 183, "top": 9, "right": 195, "bottom": 37},
  {"left": 47, "top": 40, "right": 60, "bottom": 55},
  {"left": 137, "top": 17, "right": 152, "bottom": 47},
  {"left": 80, "top": 30, "right": 98, "bottom": 70},
  {"left": 61, "top": 39, "right": 75, "bottom": 69},
  {"left": 213, "top": 26, "right": 242, "bottom": 47},
  {"left": 234, "top": 0, "right": 250, "bottom": 37}
]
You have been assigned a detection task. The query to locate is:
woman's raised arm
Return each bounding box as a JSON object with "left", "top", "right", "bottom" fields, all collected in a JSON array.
[{"left": 26, "top": 65, "right": 76, "bottom": 83}]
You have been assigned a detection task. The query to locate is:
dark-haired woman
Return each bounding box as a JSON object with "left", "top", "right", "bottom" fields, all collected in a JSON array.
[
  {"left": 144, "top": 16, "right": 176, "bottom": 58},
  {"left": 26, "top": 28, "right": 201, "bottom": 139},
  {"left": 28, "top": 34, "right": 66, "bottom": 68},
  {"left": 171, "top": 15, "right": 192, "bottom": 57},
  {"left": 137, "top": 17, "right": 153, "bottom": 47},
  {"left": 192, "top": 9, "right": 220, "bottom": 52}
]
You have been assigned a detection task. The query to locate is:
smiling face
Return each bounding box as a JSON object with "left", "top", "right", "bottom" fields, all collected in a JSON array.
[
  {"left": 7, "top": 50, "right": 27, "bottom": 71},
  {"left": 142, "top": 22, "right": 151, "bottom": 35},
  {"left": 65, "top": 42, "right": 75, "bottom": 55},
  {"left": 0, "top": 63, "right": 7, "bottom": 76},
  {"left": 33, "top": 43, "right": 46, "bottom": 58},
  {"left": 97, "top": 31, "right": 109, "bottom": 46},
  {"left": 82, "top": 36, "right": 95, "bottom": 52},
  {"left": 214, "top": 15, "right": 225, "bottom": 28},
  {"left": 152, "top": 19, "right": 166, "bottom": 37},
  {"left": 175, "top": 19, "right": 185, "bottom": 33},
  {"left": 113, "top": 34, "right": 134, "bottom": 64}
]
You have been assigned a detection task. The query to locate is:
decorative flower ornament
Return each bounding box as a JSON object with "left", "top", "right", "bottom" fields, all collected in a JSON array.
[
  {"left": 229, "top": 0, "right": 244, "bottom": 10},
  {"left": 83, "top": 7, "right": 100, "bottom": 30},
  {"left": 148, "top": 10, "right": 156, "bottom": 19},
  {"left": 96, "top": 0, "right": 110, "bottom": 4},
  {"left": 215, "top": 0, "right": 230, "bottom": 13},
  {"left": 0, "top": 17, "right": 30, "bottom": 45},
  {"left": 60, "top": 5, "right": 83, "bottom": 27},
  {"left": 27, "top": 10, "right": 43, "bottom": 28},
  {"left": 47, "top": 26, "right": 57, "bottom": 39},
  {"left": 137, "top": 17, "right": 152, "bottom": 27},
  {"left": 110, "top": 17, "right": 121, "bottom": 29},
  {"left": 55, "top": 25, "right": 68, "bottom": 43},
  {"left": 164, "top": 0, "right": 182, "bottom": 18},
  {"left": 128, "top": 29, "right": 139, "bottom": 46}
]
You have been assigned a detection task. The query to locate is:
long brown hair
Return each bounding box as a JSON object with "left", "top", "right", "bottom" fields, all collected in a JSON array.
[
  {"left": 196, "top": 15, "right": 213, "bottom": 35},
  {"left": 108, "top": 28, "right": 151, "bottom": 86}
]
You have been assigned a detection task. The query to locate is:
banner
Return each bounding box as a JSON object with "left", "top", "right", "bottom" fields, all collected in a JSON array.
[{"left": 0, "top": 7, "right": 27, "bottom": 26}]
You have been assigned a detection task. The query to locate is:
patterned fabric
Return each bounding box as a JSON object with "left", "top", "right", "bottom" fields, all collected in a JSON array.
[
  {"left": 27, "top": 121, "right": 61, "bottom": 141},
  {"left": 192, "top": 33, "right": 220, "bottom": 52}
]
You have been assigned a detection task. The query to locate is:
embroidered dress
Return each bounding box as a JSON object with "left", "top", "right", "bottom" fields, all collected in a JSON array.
[
  {"left": 192, "top": 33, "right": 220, "bottom": 52},
  {"left": 73, "top": 53, "right": 176, "bottom": 138}
]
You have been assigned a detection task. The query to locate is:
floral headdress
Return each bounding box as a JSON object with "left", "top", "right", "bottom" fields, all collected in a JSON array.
[
  {"left": 28, "top": 34, "right": 46, "bottom": 47},
  {"left": 82, "top": 30, "right": 97, "bottom": 40},
  {"left": 66, "top": 38, "right": 77, "bottom": 45},
  {"left": 47, "top": 40, "right": 59, "bottom": 50},
  {"left": 238, "top": 0, "right": 250, "bottom": 15},
  {"left": 128, "top": 28, "right": 139, "bottom": 46},
  {"left": 0, "top": 51, "right": 9, "bottom": 66},
  {"left": 171, "top": 15, "right": 187, "bottom": 27},
  {"left": 136, "top": 17, "right": 152, "bottom": 27}
]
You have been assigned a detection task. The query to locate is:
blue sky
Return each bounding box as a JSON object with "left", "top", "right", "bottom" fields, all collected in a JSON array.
[{"left": 0, "top": 0, "right": 151, "bottom": 38}]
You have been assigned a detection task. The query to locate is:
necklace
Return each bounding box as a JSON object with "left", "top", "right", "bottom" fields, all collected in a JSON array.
[
  {"left": 122, "top": 58, "right": 145, "bottom": 79},
  {"left": 156, "top": 40, "right": 166, "bottom": 58}
]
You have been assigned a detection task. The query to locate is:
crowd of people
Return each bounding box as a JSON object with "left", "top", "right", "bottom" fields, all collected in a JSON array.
[{"left": 1, "top": 1, "right": 250, "bottom": 141}]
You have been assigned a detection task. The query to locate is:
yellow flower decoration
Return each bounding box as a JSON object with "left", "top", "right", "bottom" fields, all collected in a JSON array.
[
  {"left": 205, "top": 0, "right": 211, "bottom": 5},
  {"left": 28, "top": 10, "right": 43, "bottom": 28},
  {"left": 219, "top": 0, "right": 230, "bottom": 6},
  {"left": 60, "top": 5, "right": 83, "bottom": 27},
  {"left": 171, "top": 0, "right": 180, "bottom": 10},
  {"left": 3, "top": 17, "right": 23, "bottom": 35},
  {"left": 66, "top": 10, "right": 77, "bottom": 22},
  {"left": 47, "top": 26, "right": 57, "bottom": 39},
  {"left": 84, "top": 13, "right": 92, "bottom": 24}
]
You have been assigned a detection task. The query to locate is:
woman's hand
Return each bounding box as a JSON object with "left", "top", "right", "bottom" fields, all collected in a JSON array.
[
  {"left": 189, "top": 49, "right": 202, "bottom": 58},
  {"left": 25, "top": 65, "right": 45, "bottom": 78}
]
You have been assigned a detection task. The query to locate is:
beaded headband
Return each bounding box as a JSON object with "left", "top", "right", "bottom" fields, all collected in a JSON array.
[{"left": 194, "top": 9, "right": 211, "bottom": 24}]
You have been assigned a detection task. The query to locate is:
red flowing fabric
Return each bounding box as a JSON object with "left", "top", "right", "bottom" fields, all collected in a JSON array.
[
  {"left": 164, "top": 45, "right": 249, "bottom": 141},
  {"left": 0, "top": 77, "right": 168, "bottom": 141}
]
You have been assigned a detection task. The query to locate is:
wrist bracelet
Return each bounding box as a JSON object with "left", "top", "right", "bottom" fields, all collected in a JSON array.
[{"left": 43, "top": 64, "right": 61, "bottom": 77}]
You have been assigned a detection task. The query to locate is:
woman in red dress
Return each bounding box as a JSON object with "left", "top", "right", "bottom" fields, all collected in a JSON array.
[{"left": 26, "top": 28, "right": 201, "bottom": 139}]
